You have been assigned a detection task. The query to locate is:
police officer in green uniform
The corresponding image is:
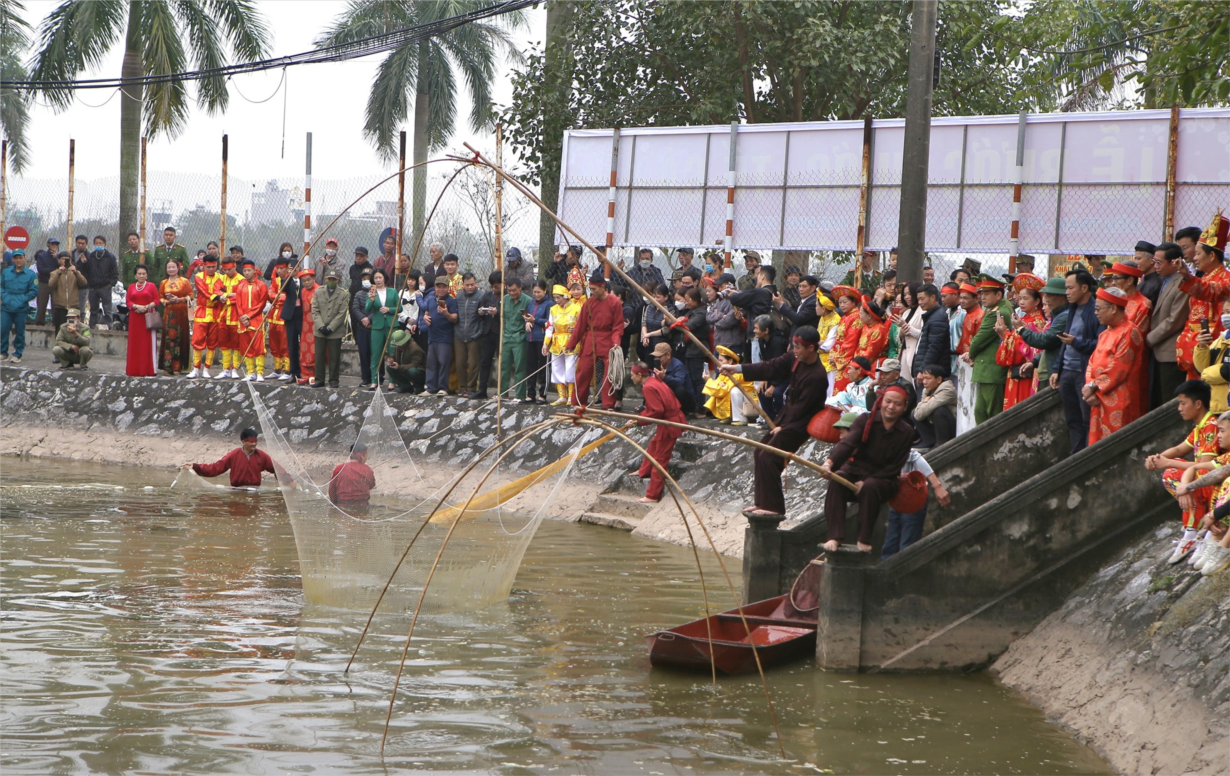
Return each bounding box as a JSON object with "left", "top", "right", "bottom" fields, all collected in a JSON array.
[
  {"left": 150, "top": 226, "right": 189, "bottom": 286},
  {"left": 121, "top": 232, "right": 147, "bottom": 289},
  {"left": 965, "top": 274, "right": 1015, "bottom": 425}
]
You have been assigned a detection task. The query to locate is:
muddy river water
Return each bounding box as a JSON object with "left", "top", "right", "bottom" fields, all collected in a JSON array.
[{"left": 0, "top": 459, "right": 1109, "bottom": 774}]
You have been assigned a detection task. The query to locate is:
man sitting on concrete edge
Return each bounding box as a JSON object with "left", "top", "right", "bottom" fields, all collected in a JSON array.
[
  {"left": 181, "top": 427, "right": 277, "bottom": 488},
  {"left": 820, "top": 385, "right": 915, "bottom": 553},
  {"left": 720, "top": 325, "right": 829, "bottom": 517}
]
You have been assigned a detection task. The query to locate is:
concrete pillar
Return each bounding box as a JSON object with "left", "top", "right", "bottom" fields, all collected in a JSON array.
[
  {"left": 815, "top": 549, "right": 872, "bottom": 672},
  {"left": 741, "top": 513, "right": 786, "bottom": 605}
]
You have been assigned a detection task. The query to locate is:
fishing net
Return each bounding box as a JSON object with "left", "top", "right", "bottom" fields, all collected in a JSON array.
[{"left": 246, "top": 384, "right": 588, "bottom": 614}]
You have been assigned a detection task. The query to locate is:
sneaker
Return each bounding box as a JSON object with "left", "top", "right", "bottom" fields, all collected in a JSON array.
[
  {"left": 1167, "top": 535, "right": 1198, "bottom": 565},
  {"left": 277, "top": 373, "right": 292, "bottom": 381},
  {"left": 418, "top": 390, "right": 432, "bottom": 396},
  {"left": 255, "top": 373, "right": 265, "bottom": 383},
  {"left": 201, "top": 368, "right": 213, "bottom": 379},
  {"left": 436, "top": 390, "right": 448, "bottom": 396},
  {"left": 243, "top": 372, "right": 255, "bottom": 382},
  {"left": 59, "top": 363, "right": 74, "bottom": 370},
  {"left": 187, "top": 368, "right": 200, "bottom": 379},
  {"left": 732, "top": 420, "right": 747, "bottom": 426},
  {"left": 1191, "top": 534, "right": 1217, "bottom": 570},
  {"left": 1202, "top": 544, "right": 1230, "bottom": 576},
  {"left": 0, "top": 355, "right": 8, "bottom": 362},
  {"left": 9, "top": 357, "right": 20, "bottom": 365}
]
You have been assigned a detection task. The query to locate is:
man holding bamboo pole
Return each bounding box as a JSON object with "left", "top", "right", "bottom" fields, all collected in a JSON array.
[{"left": 721, "top": 325, "right": 828, "bottom": 517}]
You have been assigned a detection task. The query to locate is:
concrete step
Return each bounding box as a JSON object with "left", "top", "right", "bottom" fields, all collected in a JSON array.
[
  {"left": 578, "top": 511, "right": 642, "bottom": 531},
  {"left": 595, "top": 492, "right": 655, "bottom": 519}
]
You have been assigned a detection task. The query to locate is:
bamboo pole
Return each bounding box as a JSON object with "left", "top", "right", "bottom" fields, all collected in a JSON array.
[
  {"left": 458, "top": 144, "right": 777, "bottom": 428},
  {"left": 605, "top": 127, "right": 619, "bottom": 280},
  {"left": 303, "top": 133, "right": 312, "bottom": 260},
  {"left": 66, "top": 139, "right": 75, "bottom": 250},
  {"left": 1008, "top": 110, "right": 1026, "bottom": 274},
  {"left": 855, "top": 116, "right": 873, "bottom": 256},
  {"left": 495, "top": 127, "right": 506, "bottom": 438},
  {"left": 1164, "top": 105, "right": 1180, "bottom": 241},
  {"left": 139, "top": 137, "right": 147, "bottom": 266},
  {"left": 397, "top": 130, "right": 407, "bottom": 275},
  {"left": 220, "top": 134, "right": 229, "bottom": 255}
]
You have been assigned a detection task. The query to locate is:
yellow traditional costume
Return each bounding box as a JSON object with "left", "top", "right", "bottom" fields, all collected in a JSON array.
[
  {"left": 546, "top": 286, "right": 582, "bottom": 405},
  {"left": 703, "top": 346, "right": 759, "bottom": 423},
  {"left": 815, "top": 293, "right": 841, "bottom": 373}
]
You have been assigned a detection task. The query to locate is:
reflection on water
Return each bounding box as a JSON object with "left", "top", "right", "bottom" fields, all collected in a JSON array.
[{"left": 0, "top": 459, "right": 1109, "bottom": 774}]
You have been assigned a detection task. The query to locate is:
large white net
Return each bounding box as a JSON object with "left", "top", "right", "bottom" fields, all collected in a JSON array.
[{"left": 247, "top": 385, "right": 584, "bottom": 614}]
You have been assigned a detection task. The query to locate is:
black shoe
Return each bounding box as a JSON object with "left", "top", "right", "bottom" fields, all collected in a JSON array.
[
  {"left": 467, "top": 391, "right": 488, "bottom": 400},
  {"left": 329, "top": 382, "right": 339, "bottom": 388}
]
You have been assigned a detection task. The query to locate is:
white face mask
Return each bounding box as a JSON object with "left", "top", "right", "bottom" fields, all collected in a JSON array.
[
  {"left": 361, "top": 279, "right": 372, "bottom": 289},
  {"left": 639, "top": 260, "right": 652, "bottom": 269},
  {"left": 1220, "top": 314, "right": 1230, "bottom": 330},
  {"left": 675, "top": 300, "right": 686, "bottom": 310},
  {"left": 281, "top": 251, "right": 292, "bottom": 259},
  {"left": 325, "top": 248, "right": 337, "bottom": 258}
]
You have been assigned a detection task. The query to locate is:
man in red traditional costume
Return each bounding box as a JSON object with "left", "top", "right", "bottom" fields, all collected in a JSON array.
[
  {"left": 623, "top": 362, "right": 688, "bottom": 503},
  {"left": 566, "top": 267, "right": 624, "bottom": 409},
  {"left": 182, "top": 427, "right": 276, "bottom": 488},
  {"left": 188, "top": 255, "right": 225, "bottom": 379},
  {"left": 1104, "top": 260, "right": 1153, "bottom": 419},
  {"left": 1084, "top": 286, "right": 1144, "bottom": 446},
  {"left": 235, "top": 259, "right": 270, "bottom": 382},
  {"left": 298, "top": 270, "right": 318, "bottom": 385},
  {"left": 1145, "top": 379, "right": 1220, "bottom": 564},
  {"left": 267, "top": 257, "right": 292, "bottom": 380},
  {"left": 954, "top": 282, "right": 983, "bottom": 357},
  {"left": 1176, "top": 211, "right": 1230, "bottom": 378}
]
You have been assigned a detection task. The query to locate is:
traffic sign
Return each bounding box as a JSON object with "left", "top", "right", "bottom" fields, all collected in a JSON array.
[{"left": 4, "top": 226, "right": 29, "bottom": 251}]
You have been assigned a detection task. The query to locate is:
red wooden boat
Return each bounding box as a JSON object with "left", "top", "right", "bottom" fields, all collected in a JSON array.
[{"left": 645, "top": 594, "right": 818, "bottom": 675}]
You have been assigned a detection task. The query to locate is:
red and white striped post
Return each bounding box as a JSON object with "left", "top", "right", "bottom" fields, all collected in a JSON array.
[
  {"left": 1008, "top": 110, "right": 1026, "bottom": 273},
  {"left": 724, "top": 121, "right": 738, "bottom": 268},
  {"left": 302, "top": 132, "right": 312, "bottom": 259},
  {"left": 603, "top": 127, "right": 620, "bottom": 279}
]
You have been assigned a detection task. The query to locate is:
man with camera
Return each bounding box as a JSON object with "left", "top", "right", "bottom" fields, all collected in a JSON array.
[{"left": 52, "top": 308, "right": 93, "bottom": 370}]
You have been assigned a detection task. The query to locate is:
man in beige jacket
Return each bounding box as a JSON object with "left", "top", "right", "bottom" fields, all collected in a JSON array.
[{"left": 1147, "top": 242, "right": 1191, "bottom": 409}]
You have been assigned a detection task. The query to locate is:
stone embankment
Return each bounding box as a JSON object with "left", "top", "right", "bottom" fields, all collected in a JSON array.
[{"left": 995, "top": 520, "right": 1230, "bottom": 776}]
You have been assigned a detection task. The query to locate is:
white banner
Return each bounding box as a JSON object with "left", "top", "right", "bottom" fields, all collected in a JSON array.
[{"left": 558, "top": 109, "right": 1230, "bottom": 255}]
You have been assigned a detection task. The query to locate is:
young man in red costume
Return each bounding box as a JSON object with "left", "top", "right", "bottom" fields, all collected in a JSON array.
[
  {"left": 1175, "top": 211, "right": 1230, "bottom": 378},
  {"left": 623, "top": 362, "right": 688, "bottom": 503},
  {"left": 566, "top": 267, "right": 624, "bottom": 409},
  {"left": 187, "top": 255, "right": 225, "bottom": 379},
  {"left": 234, "top": 259, "right": 271, "bottom": 382}
]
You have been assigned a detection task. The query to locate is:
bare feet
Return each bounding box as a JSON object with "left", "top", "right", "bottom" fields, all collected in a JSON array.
[
  {"left": 637, "top": 496, "right": 658, "bottom": 504},
  {"left": 822, "top": 539, "right": 839, "bottom": 552},
  {"left": 743, "top": 507, "right": 780, "bottom": 517},
  {"left": 856, "top": 542, "right": 873, "bottom": 553}
]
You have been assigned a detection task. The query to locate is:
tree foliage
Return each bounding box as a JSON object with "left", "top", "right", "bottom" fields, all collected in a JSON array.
[
  {"left": 0, "top": 0, "right": 31, "bottom": 171},
  {"left": 501, "top": 0, "right": 1058, "bottom": 187}
]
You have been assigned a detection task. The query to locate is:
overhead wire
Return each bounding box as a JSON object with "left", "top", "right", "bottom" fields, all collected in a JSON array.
[{"left": 4, "top": 0, "right": 536, "bottom": 93}]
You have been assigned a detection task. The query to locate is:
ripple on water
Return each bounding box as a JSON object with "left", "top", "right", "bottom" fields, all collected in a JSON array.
[{"left": 0, "top": 458, "right": 1112, "bottom": 774}]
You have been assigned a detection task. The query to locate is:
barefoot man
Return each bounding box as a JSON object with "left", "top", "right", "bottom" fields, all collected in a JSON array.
[
  {"left": 721, "top": 325, "right": 829, "bottom": 517},
  {"left": 622, "top": 361, "right": 687, "bottom": 503},
  {"left": 820, "top": 385, "right": 915, "bottom": 553},
  {"left": 181, "top": 427, "right": 276, "bottom": 487}
]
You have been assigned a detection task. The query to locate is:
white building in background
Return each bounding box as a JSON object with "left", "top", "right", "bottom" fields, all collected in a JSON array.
[{"left": 251, "top": 180, "right": 296, "bottom": 226}]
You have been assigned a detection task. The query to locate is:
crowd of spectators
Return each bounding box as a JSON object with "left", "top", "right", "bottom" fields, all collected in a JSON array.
[{"left": 4, "top": 211, "right": 1230, "bottom": 571}]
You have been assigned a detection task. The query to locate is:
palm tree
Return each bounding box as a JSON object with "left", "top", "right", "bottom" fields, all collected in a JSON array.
[
  {"left": 0, "top": 0, "right": 32, "bottom": 172},
  {"left": 29, "top": 1, "right": 270, "bottom": 242},
  {"left": 316, "top": 0, "right": 524, "bottom": 265}
]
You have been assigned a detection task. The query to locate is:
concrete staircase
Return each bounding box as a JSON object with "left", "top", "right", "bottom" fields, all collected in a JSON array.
[{"left": 576, "top": 437, "right": 711, "bottom": 531}]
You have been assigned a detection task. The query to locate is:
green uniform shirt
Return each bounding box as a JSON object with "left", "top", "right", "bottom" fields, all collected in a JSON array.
[
  {"left": 501, "top": 293, "right": 530, "bottom": 344},
  {"left": 969, "top": 298, "right": 1015, "bottom": 384},
  {"left": 121, "top": 250, "right": 146, "bottom": 288},
  {"left": 841, "top": 269, "right": 882, "bottom": 298},
  {"left": 150, "top": 243, "right": 189, "bottom": 286}
]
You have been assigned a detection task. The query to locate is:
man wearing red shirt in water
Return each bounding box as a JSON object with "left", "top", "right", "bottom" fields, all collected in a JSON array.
[
  {"left": 329, "top": 443, "right": 376, "bottom": 507},
  {"left": 181, "top": 428, "right": 276, "bottom": 487}
]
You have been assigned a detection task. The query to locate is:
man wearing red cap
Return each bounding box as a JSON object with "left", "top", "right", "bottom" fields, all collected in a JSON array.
[
  {"left": 216, "top": 254, "right": 244, "bottom": 378},
  {"left": 820, "top": 384, "right": 915, "bottom": 552},
  {"left": 566, "top": 267, "right": 625, "bottom": 408},
  {"left": 954, "top": 282, "right": 982, "bottom": 357},
  {"left": 965, "top": 275, "right": 1014, "bottom": 424},
  {"left": 623, "top": 362, "right": 688, "bottom": 503},
  {"left": 234, "top": 259, "right": 271, "bottom": 381},
  {"left": 188, "top": 255, "right": 225, "bottom": 379},
  {"left": 1085, "top": 286, "right": 1145, "bottom": 445},
  {"left": 723, "top": 325, "right": 829, "bottom": 517},
  {"left": 1105, "top": 260, "right": 1153, "bottom": 419},
  {"left": 1176, "top": 211, "right": 1230, "bottom": 378}
]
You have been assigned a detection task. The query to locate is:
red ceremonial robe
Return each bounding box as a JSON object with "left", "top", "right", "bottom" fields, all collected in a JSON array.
[
  {"left": 635, "top": 375, "right": 687, "bottom": 501},
  {"left": 997, "top": 309, "right": 1047, "bottom": 410},
  {"left": 125, "top": 280, "right": 160, "bottom": 376},
  {"left": 299, "top": 284, "right": 317, "bottom": 384},
  {"left": 856, "top": 320, "right": 891, "bottom": 366},
  {"left": 1125, "top": 289, "right": 1153, "bottom": 420},
  {"left": 1086, "top": 316, "right": 1144, "bottom": 446},
  {"left": 234, "top": 277, "right": 270, "bottom": 358},
  {"left": 565, "top": 293, "right": 624, "bottom": 408},
  {"left": 193, "top": 447, "right": 277, "bottom": 487},
  {"left": 828, "top": 312, "right": 862, "bottom": 392},
  {"left": 1177, "top": 264, "right": 1230, "bottom": 377}
]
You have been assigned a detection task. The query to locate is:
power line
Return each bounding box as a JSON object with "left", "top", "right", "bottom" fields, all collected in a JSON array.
[{"left": 4, "top": 0, "right": 536, "bottom": 92}]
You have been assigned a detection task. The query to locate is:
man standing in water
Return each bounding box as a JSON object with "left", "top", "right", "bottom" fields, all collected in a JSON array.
[
  {"left": 329, "top": 443, "right": 376, "bottom": 507},
  {"left": 181, "top": 428, "right": 276, "bottom": 487}
]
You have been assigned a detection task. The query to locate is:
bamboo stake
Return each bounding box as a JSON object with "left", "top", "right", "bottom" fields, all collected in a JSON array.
[
  {"left": 66, "top": 139, "right": 75, "bottom": 249},
  {"left": 220, "top": 134, "right": 229, "bottom": 255},
  {"left": 495, "top": 127, "right": 505, "bottom": 439},
  {"left": 457, "top": 145, "right": 776, "bottom": 428},
  {"left": 1164, "top": 105, "right": 1180, "bottom": 241},
  {"left": 397, "top": 130, "right": 407, "bottom": 270},
  {"left": 1, "top": 140, "right": 7, "bottom": 244}
]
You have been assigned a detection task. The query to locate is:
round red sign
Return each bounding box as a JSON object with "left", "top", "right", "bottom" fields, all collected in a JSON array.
[{"left": 4, "top": 225, "right": 30, "bottom": 251}]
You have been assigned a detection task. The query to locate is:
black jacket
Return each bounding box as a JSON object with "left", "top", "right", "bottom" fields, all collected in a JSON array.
[
  {"left": 280, "top": 276, "right": 302, "bottom": 325},
  {"left": 913, "top": 304, "right": 952, "bottom": 378},
  {"left": 349, "top": 260, "right": 373, "bottom": 296},
  {"left": 1054, "top": 299, "right": 1103, "bottom": 377},
  {"left": 730, "top": 286, "right": 772, "bottom": 321},
  {"left": 673, "top": 305, "right": 710, "bottom": 358},
  {"left": 80, "top": 249, "right": 119, "bottom": 288},
  {"left": 779, "top": 294, "right": 819, "bottom": 335}
]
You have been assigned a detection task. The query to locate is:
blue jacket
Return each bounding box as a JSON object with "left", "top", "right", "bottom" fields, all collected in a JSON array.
[
  {"left": 526, "top": 296, "right": 553, "bottom": 343},
  {"left": 1054, "top": 299, "right": 1103, "bottom": 378},
  {"left": 661, "top": 357, "right": 693, "bottom": 398},
  {"left": 1, "top": 265, "right": 38, "bottom": 314},
  {"left": 419, "top": 290, "right": 457, "bottom": 345}
]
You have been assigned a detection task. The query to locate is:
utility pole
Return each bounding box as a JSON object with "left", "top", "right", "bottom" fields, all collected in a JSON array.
[{"left": 895, "top": 0, "right": 938, "bottom": 285}]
